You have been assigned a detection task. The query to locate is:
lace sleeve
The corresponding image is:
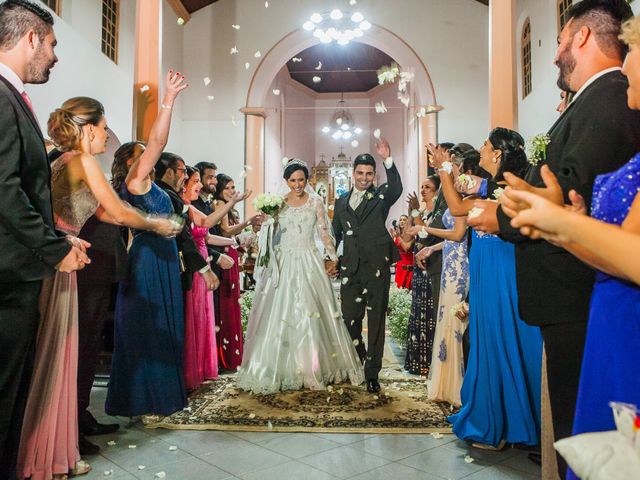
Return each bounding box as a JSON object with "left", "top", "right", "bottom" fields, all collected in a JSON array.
[{"left": 314, "top": 197, "right": 338, "bottom": 261}]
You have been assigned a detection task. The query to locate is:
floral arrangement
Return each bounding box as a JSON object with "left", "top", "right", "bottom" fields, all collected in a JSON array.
[
  {"left": 387, "top": 285, "right": 413, "bottom": 348},
  {"left": 526, "top": 133, "right": 550, "bottom": 166},
  {"left": 492, "top": 187, "right": 505, "bottom": 201},
  {"left": 457, "top": 174, "right": 477, "bottom": 189},
  {"left": 239, "top": 289, "right": 255, "bottom": 336},
  {"left": 252, "top": 193, "right": 284, "bottom": 217}
]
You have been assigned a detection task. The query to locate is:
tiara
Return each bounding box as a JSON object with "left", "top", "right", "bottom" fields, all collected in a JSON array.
[{"left": 282, "top": 157, "right": 308, "bottom": 169}]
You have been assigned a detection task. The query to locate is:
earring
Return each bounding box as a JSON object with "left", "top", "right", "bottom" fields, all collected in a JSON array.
[{"left": 492, "top": 157, "right": 498, "bottom": 163}]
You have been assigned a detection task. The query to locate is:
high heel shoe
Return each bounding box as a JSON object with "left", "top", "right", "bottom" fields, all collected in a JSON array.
[
  {"left": 471, "top": 439, "right": 507, "bottom": 451},
  {"left": 69, "top": 459, "right": 91, "bottom": 477}
]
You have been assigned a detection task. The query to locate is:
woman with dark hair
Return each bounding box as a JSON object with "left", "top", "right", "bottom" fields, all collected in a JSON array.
[
  {"left": 429, "top": 128, "right": 542, "bottom": 449},
  {"left": 214, "top": 174, "right": 261, "bottom": 370},
  {"left": 237, "top": 159, "right": 363, "bottom": 393},
  {"left": 391, "top": 214, "right": 413, "bottom": 289},
  {"left": 404, "top": 175, "right": 439, "bottom": 375},
  {"left": 17, "top": 89, "right": 181, "bottom": 479},
  {"left": 105, "top": 71, "right": 189, "bottom": 421}
]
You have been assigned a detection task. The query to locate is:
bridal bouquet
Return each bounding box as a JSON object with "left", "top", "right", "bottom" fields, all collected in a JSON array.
[
  {"left": 253, "top": 193, "right": 284, "bottom": 269},
  {"left": 526, "top": 133, "right": 550, "bottom": 166},
  {"left": 253, "top": 193, "right": 284, "bottom": 217}
]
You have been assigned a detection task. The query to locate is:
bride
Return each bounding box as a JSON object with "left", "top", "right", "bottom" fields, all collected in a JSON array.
[{"left": 237, "top": 159, "right": 364, "bottom": 394}]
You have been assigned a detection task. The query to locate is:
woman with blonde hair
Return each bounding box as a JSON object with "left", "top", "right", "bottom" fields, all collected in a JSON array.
[{"left": 17, "top": 72, "right": 184, "bottom": 480}]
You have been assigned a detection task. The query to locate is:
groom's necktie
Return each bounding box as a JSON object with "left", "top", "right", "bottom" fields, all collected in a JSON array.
[{"left": 350, "top": 190, "right": 364, "bottom": 211}]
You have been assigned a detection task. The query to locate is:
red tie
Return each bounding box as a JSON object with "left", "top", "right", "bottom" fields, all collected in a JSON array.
[{"left": 21, "top": 91, "right": 36, "bottom": 118}]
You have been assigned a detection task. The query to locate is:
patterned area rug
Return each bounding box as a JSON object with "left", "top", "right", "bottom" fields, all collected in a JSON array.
[{"left": 146, "top": 375, "right": 452, "bottom": 434}]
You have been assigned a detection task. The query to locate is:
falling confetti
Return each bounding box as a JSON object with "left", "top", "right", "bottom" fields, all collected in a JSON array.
[
  {"left": 375, "top": 269, "right": 381, "bottom": 277},
  {"left": 254, "top": 50, "right": 262, "bottom": 58},
  {"left": 464, "top": 455, "right": 475, "bottom": 464},
  {"left": 207, "top": 95, "right": 214, "bottom": 101},
  {"left": 353, "top": 339, "right": 359, "bottom": 346},
  {"left": 346, "top": 230, "right": 353, "bottom": 236},
  {"left": 416, "top": 106, "right": 427, "bottom": 117},
  {"left": 177, "top": 17, "right": 185, "bottom": 26},
  {"left": 203, "top": 76, "right": 211, "bottom": 86},
  {"left": 104, "top": 470, "right": 113, "bottom": 476},
  {"left": 272, "top": 89, "right": 281, "bottom": 95},
  {"left": 107, "top": 440, "right": 116, "bottom": 446},
  {"left": 249, "top": 413, "right": 256, "bottom": 418},
  {"left": 350, "top": 0, "right": 357, "bottom": 4},
  {"left": 430, "top": 432, "right": 444, "bottom": 439},
  {"left": 351, "top": 140, "right": 359, "bottom": 148},
  {"left": 375, "top": 101, "right": 387, "bottom": 113},
  {"left": 292, "top": 57, "right": 302, "bottom": 62},
  {"left": 373, "top": 128, "right": 381, "bottom": 139},
  {"left": 265, "top": 0, "right": 269, "bottom": 7},
  {"left": 267, "top": 421, "right": 273, "bottom": 430},
  {"left": 312, "top": 76, "right": 321, "bottom": 83},
  {"left": 155, "top": 473, "right": 166, "bottom": 479},
  {"left": 140, "top": 84, "right": 150, "bottom": 93},
  {"left": 168, "top": 445, "right": 178, "bottom": 451},
  {"left": 245, "top": 62, "right": 250, "bottom": 70},
  {"left": 362, "top": 288, "right": 368, "bottom": 294},
  {"left": 138, "top": 465, "right": 146, "bottom": 470},
  {"left": 215, "top": 325, "right": 221, "bottom": 332},
  {"left": 232, "top": 24, "right": 240, "bottom": 29},
  {"left": 379, "top": 194, "right": 385, "bottom": 199},
  {"left": 128, "top": 445, "right": 137, "bottom": 449},
  {"left": 231, "top": 115, "right": 237, "bottom": 126},
  {"left": 342, "top": 277, "right": 349, "bottom": 285},
  {"left": 230, "top": 46, "right": 239, "bottom": 55},
  {"left": 315, "top": 61, "right": 322, "bottom": 70},
  {"left": 355, "top": 297, "right": 362, "bottom": 303},
  {"left": 373, "top": 395, "right": 379, "bottom": 400}
]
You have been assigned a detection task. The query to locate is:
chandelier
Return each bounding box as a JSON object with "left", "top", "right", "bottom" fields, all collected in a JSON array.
[
  {"left": 321, "top": 93, "right": 363, "bottom": 145},
  {"left": 302, "top": 9, "right": 371, "bottom": 45}
]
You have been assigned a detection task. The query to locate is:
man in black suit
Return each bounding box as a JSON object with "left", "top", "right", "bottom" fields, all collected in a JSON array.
[
  {"left": 469, "top": 1, "right": 640, "bottom": 475},
  {"left": 155, "top": 153, "right": 220, "bottom": 292},
  {"left": 332, "top": 138, "right": 403, "bottom": 393},
  {"left": 0, "top": 1, "right": 89, "bottom": 475}
]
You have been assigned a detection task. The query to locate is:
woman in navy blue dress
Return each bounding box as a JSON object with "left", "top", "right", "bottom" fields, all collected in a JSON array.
[
  {"left": 429, "top": 129, "right": 542, "bottom": 449},
  {"left": 106, "top": 71, "right": 189, "bottom": 419}
]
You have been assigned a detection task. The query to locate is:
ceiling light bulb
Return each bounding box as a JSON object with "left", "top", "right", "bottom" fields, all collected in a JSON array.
[
  {"left": 359, "top": 20, "right": 371, "bottom": 30},
  {"left": 351, "top": 12, "right": 364, "bottom": 23},
  {"left": 353, "top": 28, "right": 363, "bottom": 37},
  {"left": 343, "top": 131, "right": 353, "bottom": 139},
  {"left": 320, "top": 34, "right": 332, "bottom": 44},
  {"left": 351, "top": 140, "right": 359, "bottom": 147},
  {"left": 322, "top": 126, "right": 331, "bottom": 133},
  {"left": 303, "top": 21, "right": 315, "bottom": 31},
  {"left": 310, "top": 13, "right": 323, "bottom": 23},
  {"left": 313, "top": 28, "right": 324, "bottom": 38},
  {"left": 341, "top": 123, "right": 350, "bottom": 131},
  {"left": 326, "top": 27, "right": 338, "bottom": 38},
  {"left": 330, "top": 9, "right": 343, "bottom": 20},
  {"left": 336, "top": 117, "right": 343, "bottom": 125},
  {"left": 337, "top": 37, "right": 349, "bottom": 46},
  {"left": 354, "top": 127, "right": 362, "bottom": 134},
  {"left": 332, "top": 130, "right": 343, "bottom": 139}
]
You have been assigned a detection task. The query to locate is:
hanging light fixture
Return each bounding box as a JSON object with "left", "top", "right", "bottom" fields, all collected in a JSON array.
[
  {"left": 322, "top": 93, "right": 363, "bottom": 141},
  {"left": 302, "top": 9, "right": 370, "bottom": 46}
]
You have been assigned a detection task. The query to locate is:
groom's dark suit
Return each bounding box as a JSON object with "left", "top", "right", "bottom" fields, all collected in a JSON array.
[
  {"left": 0, "top": 74, "right": 71, "bottom": 475},
  {"left": 333, "top": 161, "right": 402, "bottom": 380},
  {"left": 497, "top": 70, "right": 640, "bottom": 474}
]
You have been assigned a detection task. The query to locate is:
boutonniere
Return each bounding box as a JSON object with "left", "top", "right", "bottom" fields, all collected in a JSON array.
[
  {"left": 526, "top": 133, "right": 550, "bottom": 166},
  {"left": 366, "top": 192, "right": 374, "bottom": 200},
  {"left": 492, "top": 187, "right": 505, "bottom": 201},
  {"left": 207, "top": 193, "right": 214, "bottom": 203}
]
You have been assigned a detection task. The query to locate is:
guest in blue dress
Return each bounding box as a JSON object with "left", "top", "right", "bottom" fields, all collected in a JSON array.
[
  {"left": 566, "top": 155, "right": 640, "bottom": 480},
  {"left": 429, "top": 128, "right": 543, "bottom": 448},
  {"left": 106, "top": 182, "right": 187, "bottom": 417},
  {"left": 105, "top": 71, "right": 189, "bottom": 418}
]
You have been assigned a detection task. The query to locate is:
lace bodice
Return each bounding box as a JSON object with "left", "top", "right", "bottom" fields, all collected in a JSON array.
[
  {"left": 591, "top": 153, "right": 640, "bottom": 225},
  {"left": 274, "top": 195, "right": 337, "bottom": 260},
  {"left": 50, "top": 152, "right": 99, "bottom": 235}
]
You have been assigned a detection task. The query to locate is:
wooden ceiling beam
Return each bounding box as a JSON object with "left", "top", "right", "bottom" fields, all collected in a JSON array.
[{"left": 166, "top": 0, "right": 191, "bottom": 23}]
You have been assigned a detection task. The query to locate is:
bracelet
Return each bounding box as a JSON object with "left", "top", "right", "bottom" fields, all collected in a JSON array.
[
  {"left": 440, "top": 161, "right": 453, "bottom": 174},
  {"left": 161, "top": 103, "right": 172, "bottom": 110}
]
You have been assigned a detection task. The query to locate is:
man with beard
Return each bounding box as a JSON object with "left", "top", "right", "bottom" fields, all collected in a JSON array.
[
  {"left": 0, "top": 0, "right": 90, "bottom": 475},
  {"left": 468, "top": 0, "right": 640, "bottom": 476},
  {"left": 155, "top": 153, "right": 219, "bottom": 292}
]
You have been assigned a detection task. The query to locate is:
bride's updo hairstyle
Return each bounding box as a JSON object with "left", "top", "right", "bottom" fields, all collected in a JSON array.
[
  {"left": 488, "top": 127, "right": 528, "bottom": 181},
  {"left": 48, "top": 96, "right": 105, "bottom": 152},
  {"left": 283, "top": 158, "right": 309, "bottom": 180}
]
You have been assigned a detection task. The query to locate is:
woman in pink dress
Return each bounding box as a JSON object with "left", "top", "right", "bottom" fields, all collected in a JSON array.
[
  {"left": 18, "top": 75, "right": 183, "bottom": 480},
  {"left": 180, "top": 167, "right": 237, "bottom": 390}
]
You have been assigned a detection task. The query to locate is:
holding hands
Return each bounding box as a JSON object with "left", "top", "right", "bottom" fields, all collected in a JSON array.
[{"left": 324, "top": 259, "right": 338, "bottom": 279}]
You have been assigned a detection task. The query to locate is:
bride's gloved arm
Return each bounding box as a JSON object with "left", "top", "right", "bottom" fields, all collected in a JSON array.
[{"left": 315, "top": 197, "right": 339, "bottom": 262}]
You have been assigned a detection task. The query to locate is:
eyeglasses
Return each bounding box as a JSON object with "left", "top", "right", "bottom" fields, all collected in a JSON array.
[{"left": 172, "top": 167, "right": 187, "bottom": 174}]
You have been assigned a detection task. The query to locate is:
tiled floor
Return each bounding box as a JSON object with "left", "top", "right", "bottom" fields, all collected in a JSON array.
[{"left": 84, "top": 386, "right": 541, "bottom": 480}]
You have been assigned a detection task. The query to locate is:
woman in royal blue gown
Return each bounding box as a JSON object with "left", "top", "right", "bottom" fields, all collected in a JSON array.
[
  {"left": 429, "top": 128, "right": 542, "bottom": 449},
  {"left": 105, "top": 71, "right": 189, "bottom": 419}
]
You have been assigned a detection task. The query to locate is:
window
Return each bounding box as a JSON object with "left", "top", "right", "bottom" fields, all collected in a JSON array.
[
  {"left": 558, "top": 0, "right": 573, "bottom": 34},
  {"left": 522, "top": 18, "right": 532, "bottom": 99},
  {"left": 101, "top": 0, "right": 119, "bottom": 63},
  {"left": 40, "top": 0, "right": 60, "bottom": 15}
]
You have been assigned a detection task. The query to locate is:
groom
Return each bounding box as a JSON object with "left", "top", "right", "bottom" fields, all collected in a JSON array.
[{"left": 332, "top": 138, "right": 402, "bottom": 393}]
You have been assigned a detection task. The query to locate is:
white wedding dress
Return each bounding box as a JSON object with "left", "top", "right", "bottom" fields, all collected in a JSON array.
[{"left": 237, "top": 195, "right": 365, "bottom": 394}]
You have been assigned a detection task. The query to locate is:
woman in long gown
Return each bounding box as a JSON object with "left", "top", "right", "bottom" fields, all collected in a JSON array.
[
  {"left": 430, "top": 128, "right": 542, "bottom": 449},
  {"left": 404, "top": 176, "right": 438, "bottom": 375},
  {"left": 237, "top": 159, "right": 364, "bottom": 394},
  {"left": 392, "top": 215, "right": 414, "bottom": 289},
  {"left": 17, "top": 94, "right": 180, "bottom": 480},
  {"left": 105, "top": 72, "right": 193, "bottom": 419},
  {"left": 214, "top": 175, "right": 260, "bottom": 370}
]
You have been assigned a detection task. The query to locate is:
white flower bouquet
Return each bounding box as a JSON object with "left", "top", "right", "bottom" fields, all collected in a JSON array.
[
  {"left": 252, "top": 193, "right": 284, "bottom": 217},
  {"left": 526, "top": 133, "right": 550, "bottom": 166}
]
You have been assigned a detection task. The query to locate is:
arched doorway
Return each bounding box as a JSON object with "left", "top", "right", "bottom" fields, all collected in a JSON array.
[{"left": 243, "top": 24, "right": 439, "bottom": 214}]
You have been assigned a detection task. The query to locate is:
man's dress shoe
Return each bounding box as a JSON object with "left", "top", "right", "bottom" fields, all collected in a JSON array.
[{"left": 366, "top": 379, "right": 381, "bottom": 393}]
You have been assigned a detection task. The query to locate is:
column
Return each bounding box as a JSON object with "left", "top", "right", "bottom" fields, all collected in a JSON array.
[
  {"left": 418, "top": 113, "right": 438, "bottom": 181},
  {"left": 134, "top": 0, "right": 161, "bottom": 141},
  {"left": 489, "top": 0, "right": 518, "bottom": 130},
  {"left": 241, "top": 108, "right": 267, "bottom": 216}
]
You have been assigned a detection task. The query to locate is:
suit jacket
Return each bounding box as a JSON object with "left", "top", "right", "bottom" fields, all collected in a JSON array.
[
  {"left": 0, "top": 75, "right": 70, "bottom": 282},
  {"left": 192, "top": 195, "right": 222, "bottom": 275},
  {"left": 156, "top": 180, "right": 208, "bottom": 291},
  {"left": 332, "top": 161, "right": 403, "bottom": 276},
  {"left": 497, "top": 70, "right": 640, "bottom": 326},
  {"left": 76, "top": 214, "right": 128, "bottom": 285}
]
